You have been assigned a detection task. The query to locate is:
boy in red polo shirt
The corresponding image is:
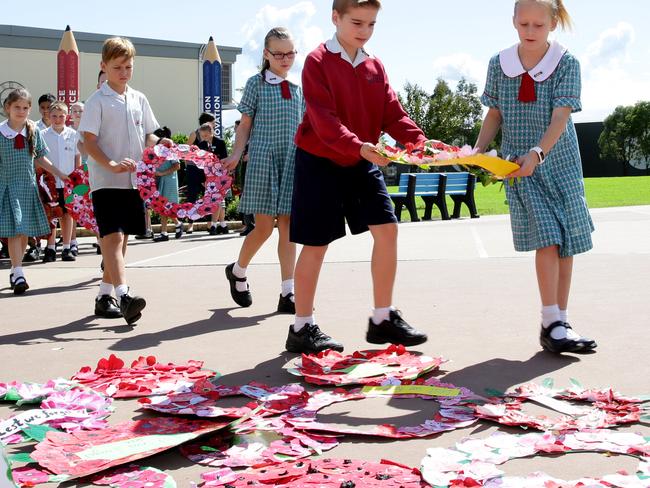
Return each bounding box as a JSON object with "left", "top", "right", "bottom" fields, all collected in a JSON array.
[{"left": 286, "top": 0, "right": 429, "bottom": 353}]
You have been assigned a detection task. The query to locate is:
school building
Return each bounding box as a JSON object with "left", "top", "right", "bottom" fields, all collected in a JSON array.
[{"left": 0, "top": 24, "right": 242, "bottom": 134}]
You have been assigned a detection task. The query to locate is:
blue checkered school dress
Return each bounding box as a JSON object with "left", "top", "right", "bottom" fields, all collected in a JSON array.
[
  {"left": 481, "top": 52, "right": 594, "bottom": 257},
  {"left": 238, "top": 73, "right": 305, "bottom": 216},
  {"left": 0, "top": 129, "right": 50, "bottom": 238}
]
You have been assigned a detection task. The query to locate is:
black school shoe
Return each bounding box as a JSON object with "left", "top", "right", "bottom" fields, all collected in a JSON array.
[
  {"left": 61, "top": 248, "right": 76, "bottom": 261},
  {"left": 23, "top": 246, "right": 40, "bottom": 262},
  {"left": 70, "top": 244, "right": 79, "bottom": 256},
  {"left": 9, "top": 273, "right": 15, "bottom": 289},
  {"left": 209, "top": 225, "right": 219, "bottom": 236},
  {"left": 42, "top": 247, "right": 56, "bottom": 263},
  {"left": 225, "top": 263, "right": 252, "bottom": 307},
  {"left": 153, "top": 234, "right": 169, "bottom": 242},
  {"left": 175, "top": 225, "right": 184, "bottom": 239},
  {"left": 277, "top": 293, "right": 296, "bottom": 314},
  {"left": 135, "top": 231, "right": 154, "bottom": 240},
  {"left": 540, "top": 321, "right": 597, "bottom": 354},
  {"left": 12, "top": 276, "right": 29, "bottom": 295},
  {"left": 119, "top": 293, "right": 147, "bottom": 325},
  {"left": 285, "top": 324, "right": 344, "bottom": 354},
  {"left": 95, "top": 295, "right": 123, "bottom": 318},
  {"left": 366, "top": 310, "right": 428, "bottom": 347},
  {"left": 219, "top": 226, "right": 230, "bottom": 235}
]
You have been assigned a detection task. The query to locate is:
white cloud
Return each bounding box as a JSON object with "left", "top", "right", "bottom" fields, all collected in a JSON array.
[
  {"left": 431, "top": 52, "right": 485, "bottom": 86},
  {"left": 583, "top": 21, "right": 635, "bottom": 69}
]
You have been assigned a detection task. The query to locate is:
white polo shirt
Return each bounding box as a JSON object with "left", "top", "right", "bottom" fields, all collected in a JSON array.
[
  {"left": 41, "top": 126, "right": 80, "bottom": 188},
  {"left": 78, "top": 82, "right": 159, "bottom": 192}
]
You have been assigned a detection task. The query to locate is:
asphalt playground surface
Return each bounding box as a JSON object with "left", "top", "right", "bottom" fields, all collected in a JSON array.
[{"left": 1, "top": 205, "right": 649, "bottom": 486}]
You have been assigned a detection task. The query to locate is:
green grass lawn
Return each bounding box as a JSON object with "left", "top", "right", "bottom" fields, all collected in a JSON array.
[{"left": 388, "top": 176, "right": 650, "bottom": 220}]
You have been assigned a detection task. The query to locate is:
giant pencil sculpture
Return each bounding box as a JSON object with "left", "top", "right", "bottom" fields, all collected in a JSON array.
[
  {"left": 202, "top": 36, "right": 223, "bottom": 138},
  {"left": 57, "top": 25, "right": 79, "bottom": 108}
]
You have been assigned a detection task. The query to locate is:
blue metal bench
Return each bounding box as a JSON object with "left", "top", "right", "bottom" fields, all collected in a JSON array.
[{"left": 389, "top": 172, "right": 479, "bottom": 222}]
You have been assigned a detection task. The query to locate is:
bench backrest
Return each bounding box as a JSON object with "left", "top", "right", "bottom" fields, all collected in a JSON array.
[
  {"left": 397, "top": 173, "right": 411, "bottom": 193},
  {"left": 412, "top": 173, "right": 444, "bottom": 193},
  {"left": 445, "top": 172, "right": 471, "bottom": 194}
]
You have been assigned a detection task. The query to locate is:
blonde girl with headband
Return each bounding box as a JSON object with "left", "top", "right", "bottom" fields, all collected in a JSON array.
[
  {"left": 0, "top": 88, "right": 70, "bottom": 294},
  {"left": 222, "top": 27, "right": 305, "bottom": 315},
  {"left": 475, "top": 0, "right": 597, "bottom": 354}
]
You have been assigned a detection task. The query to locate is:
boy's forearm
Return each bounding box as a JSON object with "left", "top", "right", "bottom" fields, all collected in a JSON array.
[{"left": 84, "top": 138, "right": 114, "bottom": 169}]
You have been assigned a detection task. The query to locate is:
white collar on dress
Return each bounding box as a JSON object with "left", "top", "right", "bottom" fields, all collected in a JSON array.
[
  {"left": 325, "top": 34, "right": 370, "bottom": 68},
  {"left": 0, "top": 120, "right": 27, "bottom": 139},
  {"left": 263, "top": 69, "right": 298, "bottom": 86},
  {"left": 499, "top": 40, "right": 567, "bottom": 81}
]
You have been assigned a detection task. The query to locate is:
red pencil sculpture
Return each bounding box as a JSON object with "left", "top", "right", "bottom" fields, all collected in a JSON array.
[{"left": 57, "top": 25, "right": 79, "bottom": 107}]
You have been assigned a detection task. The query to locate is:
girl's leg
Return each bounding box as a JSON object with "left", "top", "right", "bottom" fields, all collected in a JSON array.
[
  {"left": 368, "top": 223, "right": 398, "bottom": 309},
  {"left": 236, "top": 214, "right": 275, "bottom": 268},
  {"left": 160, "top": 216, "right": 168, "bottom": 234},
  {"left": 557, "top": 256, "right": 574, "bottom": 313},
  {"left": 8, "top": 235, "right": 27, "bottom": 269},
  {"left": 276, "top": 215, "right": 296, "bottom": 282},
  {"left": 535, "top": 245, "right": 560, "bottom": 307}
]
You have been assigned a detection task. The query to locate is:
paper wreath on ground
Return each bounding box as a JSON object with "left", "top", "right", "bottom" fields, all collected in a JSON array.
[
  {"left": 180, "top": 415, "right": 339, "bottom": 468},
  {"left": 474, "top": 379, "right": 647, "bottom": 432},
  {"left": 287, "top": 344, "right": 445, "bottom": 387},
  {"left": 139, "top": 380, "right": 308, "bottom": 418},
  {"left": 70, "top": 355, "right": 217, "bottom": 398},
  {"left": 420, "top": 430, "right": 650, "bottom": 487},
  {"left": 64, "top": 165, "right": 98, "bottom": 233},
  {"left": 90, "top": 464, "right": 177, "bottom": 488},
  {"left": 282, "top": 378, "right": 479, "bottom": 439},
  {"left": 137, "top": 144, "right": 231, "bottom": 221},
  {"left": 30, "top": 417, "right": 230, "bottom": 480},
  {"left": 200, "top": 458, "right": 427, "bottom": 487},
  {"left": 0, "top": 379, "right": 76, "bottom": 406}
]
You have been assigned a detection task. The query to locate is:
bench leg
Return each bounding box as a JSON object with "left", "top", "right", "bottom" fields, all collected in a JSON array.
[
  {"left": 391, "top": 197, "right": 404, "bottom": 222},
  {"left": 406, "top": 195, "right": 420, "bottom": 222},
  {"left": 451, "top": 195, "right": 463, "bottom": 219},
  {"left": 436, "top": 195, "right": 451, "bottom": 220},
  {"left": 467, "top": 194, "right": 479, "bottom": 218},
  {"left": 421, "top": 197, "right": 434, "bottom": 220}
]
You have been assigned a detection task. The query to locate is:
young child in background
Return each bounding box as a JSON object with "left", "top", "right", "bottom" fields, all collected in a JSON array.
[
  {"left": 79, "top": 37, "right": 171, "bottom": 323},
  {"left": 287, "top": 0, "right": 429, "bottom": 353},
  {"left": 0, "top": 88, "right": 70, "bottom": 294},
  {"left": 152, "top": 126, "right": 183, "bottom": 241},
  {"left": 68, "top": 101, "right": 86, "bottom": 255},
  {"left": 475, "top": 0, "right": 596, "bottom": 354},
  {"left": 221, "top": 27, "right": 304, "bottom": 315},
  {"left": 35, "top": 93, "right": 56, "bottom": 132},
  {"left": 41, "top": 101, "right": 81, "bottom": 262},
  {"left": 196, "top": 123, "right": 229, "bottom": 235}
]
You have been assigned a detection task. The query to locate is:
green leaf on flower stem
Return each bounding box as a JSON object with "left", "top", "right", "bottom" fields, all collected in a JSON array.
[
  {"left": 23, "top": 424, "right": 58, "bottom": 443},
  {"left": 7, "top": 453, "right": 34, "bottom": 464},
  {"left": 542, "top": 378, "right": 555, "bottom": 389},
  {"left": 73, "top": 184, "right": 89, "bottom": 196},
  {"left": 569, "top": 378, "right": 583, "bottom": 388}
]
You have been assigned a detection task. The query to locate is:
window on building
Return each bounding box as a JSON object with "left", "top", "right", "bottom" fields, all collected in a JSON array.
[{"left": 221, "top": 64, "right": 232, "bottom": 105}]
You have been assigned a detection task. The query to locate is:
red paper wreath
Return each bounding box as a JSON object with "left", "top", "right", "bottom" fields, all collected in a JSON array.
[{"left": 63, "top": 165, "right": 98, "bottom": 233}]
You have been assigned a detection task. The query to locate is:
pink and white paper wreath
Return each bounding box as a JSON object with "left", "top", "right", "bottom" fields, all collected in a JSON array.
[
  {"left": 63, "top": 166, "right": 98, "bottom": 233},
  {"left": 282, "top": 378, "right": 480, "bottom": 439},
  {"left": 288, "top": 344, "right": 445, "bottom": 387},
  {"left": 420, "top": 430, "right": 650, "bottom": 487},
  {"left": 180, "top": 416, "right": 339, "bottom": 468},
  {"left": 139, "top": 381, "right": 308, "bottom": 419},
  {"left": 474, "top": 380, "right": 646, "bottom": 432},
  {"left": 137, "top": 144, "right": 231, "bottom": 221}
]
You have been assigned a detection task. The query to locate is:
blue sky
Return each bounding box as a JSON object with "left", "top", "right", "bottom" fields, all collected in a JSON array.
[{"left": 4, "top": 1, "right": 649, "bottom": 124}]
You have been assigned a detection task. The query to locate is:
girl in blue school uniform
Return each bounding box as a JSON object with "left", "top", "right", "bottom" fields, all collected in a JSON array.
[
  {"left": 0, "top": 88, "right": 69, "bottom": 294},
  {"left": 475, "top": 0, "right": 597, "bottom": 354}
]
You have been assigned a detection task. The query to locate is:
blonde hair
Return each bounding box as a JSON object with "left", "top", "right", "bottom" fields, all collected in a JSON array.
[
  {"left": 3, "top": 88, "right": 37, "bottom": 157},
  {"left": 48, "top": 101, "right": 69, "bottom": 114},
  {"left": 102, "top": 37, "right": 136, "bottom": 63},
  {"left": 261, "top": 27, "right": 293, "bottom": 73},
  {"left": 515, "top": 0, "right": 572, "bottom": 30},
  {"left": 333, "top": 0, "right": 381, "bottom": 14}
]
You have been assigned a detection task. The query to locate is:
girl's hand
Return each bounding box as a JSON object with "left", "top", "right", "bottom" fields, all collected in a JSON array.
[
  {"left": 361, "top": 143, "right": 390, "bottom": 167},
  {"left": 221, "top": 154, "right": 240, "bottom": 171},
  {"left": 158, "top": 137, "right": 174, "bottom": 148},
  {"left": 508, "top": 151, "right": 539, "bottom": 178}
]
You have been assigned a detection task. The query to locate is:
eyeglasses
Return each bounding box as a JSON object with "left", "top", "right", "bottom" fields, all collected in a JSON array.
[{"left": 266, "top": 50, "right": 297, "bottom": 60}]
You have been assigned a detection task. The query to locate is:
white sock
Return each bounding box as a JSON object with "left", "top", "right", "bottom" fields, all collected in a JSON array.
[
  {"left": 97, "top": 281, "right": 113, "bottom": 298},
  {"left": 13, "top": 267, "right": 24, "bottom": 279},
  {"left": 541, "top": 305, "right": 561, "bottom": 328},
  {"left": 160, "top": 232, "right": 168, "bottom": 236},
  {"left": 559, "top": 309, "right": 568, "bottom": 323},
  {"left": 115, "top": 284, "right": 129, "bottom": 298},
  {"left": 281, "top": 279, "right": 294, "bottom": 297},
  {"left": 47, "top": 244, "right": 55, "bottom": 250},
  {"left": 233, "top": 262, "right": 248, "bottom": 292},
  {"left": 371, "top": 306, "right": 395, "bottom": 325},
  {"left": 293, "top": 315, "right": 314, "bottom": 333},
  {"left": 220, "top": 222, "right": 227, "bottom": 228},
  {"left": 63, "top": 244, "right": 70, "bottom": 250},
  {"left": 71, "top": 239, "right": 78, "bottom": 246}
]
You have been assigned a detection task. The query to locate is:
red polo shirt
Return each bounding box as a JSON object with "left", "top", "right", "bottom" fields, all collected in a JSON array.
[{"left": 295, "top": 43, "right": 426, "bottom": 167}]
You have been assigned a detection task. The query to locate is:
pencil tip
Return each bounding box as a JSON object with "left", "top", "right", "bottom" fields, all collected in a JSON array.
[
  {"left": 208, "top": 36, "right": 214, "bottom": 42},
  {"left": 65, "top": 25, "right": 71, "bottom": 31}
]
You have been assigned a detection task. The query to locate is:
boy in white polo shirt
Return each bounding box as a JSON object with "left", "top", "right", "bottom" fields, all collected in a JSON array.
[
  {"left": 79, "top": 37, "right": 171, "bottom": 325},
  {"left": 41, "top": 101, "right": 81, "bottom": 262}
]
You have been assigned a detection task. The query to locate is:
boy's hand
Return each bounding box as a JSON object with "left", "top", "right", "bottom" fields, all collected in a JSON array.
[
  {"left": 361, "top": 143, "right": 391, "bottom": 167},
  {"left": 110, "top": 158, "right": 137, "bottom": 173},
  {"left": 221, "top": 154, "right": 240, "bottom": 171},
  {"left": 508, "top": 151, "right": 539, "bottom": 178},
  {"left": 158, "top": 137, "right": 173, "bottom": 148}
]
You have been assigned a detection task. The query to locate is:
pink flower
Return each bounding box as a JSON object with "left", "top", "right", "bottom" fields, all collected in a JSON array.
[{"left": 11, "top": 467, "right": 50, "bottom": 486}]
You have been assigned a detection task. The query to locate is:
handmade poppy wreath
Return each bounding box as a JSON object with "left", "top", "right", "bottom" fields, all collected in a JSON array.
[
  {"left": 287, "top": 344, "right": 445, "bottom": 387},
  {"left": 137, "top": 144, "right": 231, "bottom": 221},
  {"left": 139, "top": 380, "right": 309, "bottom": 419},
  {"left": 63, "top": 165, "right": 98, "bottom": 233},
  {"left": 281, "top": 378, "right": 480, "bottom": 439},
  {"left": 180, "top": 416, "right": 339, "bottom": 468},
  {"left": 473, "top": 380, "right": 646, "bottom": 432},
  {"left": 420, "top": 430, "right": 650, "bottom": 487},
  {"left": 200, "top": 459, "right": 428, "bottom": 487}
]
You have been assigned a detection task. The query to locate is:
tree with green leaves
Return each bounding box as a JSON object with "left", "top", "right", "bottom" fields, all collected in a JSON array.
[{"left": 599, "top": 101, "right": 650, "bottom": 176}]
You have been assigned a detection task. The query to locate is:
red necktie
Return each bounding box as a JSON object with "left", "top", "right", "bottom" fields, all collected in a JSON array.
[
  {"left": 14, "top": 134, "right": 26, "bottom": 150},
  {"left": 280, "top": 80, "right": 292, "bottom": 100},
  {"left": 518, "top": 72, "right": 536, "bottom": 103}
]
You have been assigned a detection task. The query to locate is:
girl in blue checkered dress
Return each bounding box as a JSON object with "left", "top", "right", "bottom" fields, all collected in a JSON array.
[
  {"left": 221, "top": 27, "right": 305, "bottom": 314},
  {"left": 0, "top": 89, "right": 69, "bottom": 295},
  {"left": 475, "top": 0, "right": 597, "bottom": 354}
]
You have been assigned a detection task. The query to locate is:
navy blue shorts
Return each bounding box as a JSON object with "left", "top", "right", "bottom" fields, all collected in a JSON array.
[
  {"left": 92, "top": 189, "right": 146, "bottom": 238},
  {"left": 290, "top": 148, "right": 397, "bottom": 246}
]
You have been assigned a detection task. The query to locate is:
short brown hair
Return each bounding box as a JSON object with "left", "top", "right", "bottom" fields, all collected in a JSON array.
[
  {"left": 199, "top": 123, "right": 213, "bottom": 132},
  {"left": 332, "top": 0, "right": 381, "bottom": 14},
  {"left": 48, "top": 101, "right": 68, "bottom": 114},
  {"left": 102, "top": 37, "right": 136, "bottom": 63}
]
